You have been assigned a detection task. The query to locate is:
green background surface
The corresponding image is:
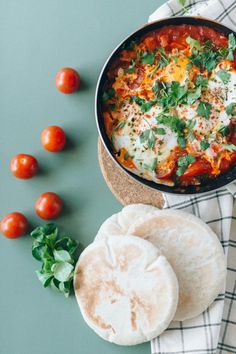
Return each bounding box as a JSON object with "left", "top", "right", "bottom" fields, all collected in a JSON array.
[{"left": 0, "top": 1, "right": 165, "bottom": 354}]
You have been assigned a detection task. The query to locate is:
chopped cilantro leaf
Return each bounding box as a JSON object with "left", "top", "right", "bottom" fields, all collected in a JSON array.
[
  {"left": 195, "top": 74, "right": 208, "bottom": 88},
  {"left": 149, "top": 66, "right": 159, "bottom": 78},
  {"left": 156, "top": 113, "right": 186, "bottom": 135},
  {"left": 204, "top": 51, "right": 220, "bottom": 71},
  {"left": 157, "top": 48, "right": 170, "bottom": 68},
  {"left": 154, "top": 81, "right": 188, "bottom": 108},
  {"left": 197, "top": 101, "right": 212, "bottom": 119},
  {"left": 186, "top": 36, "right": 202, "bottom": 50},
  {"left": 204, "top": 39, "right": 213, "bottom": 50},
  {"left": 116, "top": 120, "right": 126, "bottom": 129},
  {"left": 154, "top": 127, "right": 166, "bottom": 135},
  {"left": 178, "top": 154, "right": 196, "bottom": 166},
  {"left": 187, "top": 119, "right": 196, "bottom": 130},
  {"left": 226, "top": 103, "right": 236, "bottom": 116},
  {"left": 218, "top": 125, "right": 230, "bottom": 136},
  {"left": 176, "top": 166, "right": 186, "bottom": 176},
  {"left": 172, "top": 55, "right": 179, "bottom": 63},
  {"left": 189, "top": 49, "right": 221, "bottom": 72},
  {"left": 187, "top": 86, "right": 202, "bottom": 104},
  {"left": 227, "top": 33, "right": 236, "bottom": 60},
  {"left": 151, "top": 158, "right": 157, "bottom": 171},
  {"left": 102, "top": 87, "right": 115, "bottom": 102},
  {"left": 140, "top": 129, "right": 151, "bottom": 143},
  {"left": 141, "top": 51, "right": 155, "bottom": 65},
  {"left": 139, "top": 129, "right": 157, "bottom": 150},
  {"left": 144, "top": 157, "right": 157, "bottom": 172},
  {"left": 177, "top": 136, "right": 187, "bottom": 149},
  {"left": 109, "top": 103, "right": 116, "bottom": 111},
  {"left": 132, "top": 96, "right": 156, "bottom": 112},
  {"left": 200, "top": 140, "right": 210, "bottom": 150},
  {"left": 217, "top": 69, "right": 230, "bottom": 84},
  {"left": 147, "top": 134, "right": 156, "bottom": 149},
  {"left": 176, "top": 154, "right": 196, "bottom": 176},
  {"left": 137, "top": 50, "right": 143, "bottom": 62},
  {"left": 222, "top": 143, "right": 236, "bottom": 151},
  {"left": 124, "top": 59, "right": 136, "bottom": 74},
  {"left": 123, "top": 39, "right": 137, "bottom": 51},
  {"left": 185, "top": 119, "right": 196, "bottom": 142},
  {"left": 124, "top": 67, "right": 136, "bottom": 74},
  {"left": 186, "top": 62, "right": 193, "bottom": 70}
]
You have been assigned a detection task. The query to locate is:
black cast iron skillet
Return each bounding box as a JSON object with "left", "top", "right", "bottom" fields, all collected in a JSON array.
[{"left": 95, "top": 16, "right": 236, "bottom": 194}]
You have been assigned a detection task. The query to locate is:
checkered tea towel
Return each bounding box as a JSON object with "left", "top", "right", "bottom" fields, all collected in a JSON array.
[{"left": 148, "top": 1, "right": 236, "bottom": 353}]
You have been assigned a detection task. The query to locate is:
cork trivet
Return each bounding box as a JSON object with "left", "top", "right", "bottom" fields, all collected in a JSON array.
[{"left": 98, "top": 138, "right": 164, "bottom": 208}]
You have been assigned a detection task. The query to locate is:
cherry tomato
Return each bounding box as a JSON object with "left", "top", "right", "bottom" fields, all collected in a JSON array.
[
  {"left": 55, "top": 67, "right": 80, "bottom": 94},
  {"left": 41, "top": 126, "right": 66, "bottom": 152},
  {"left": 35, "top": 192, "right": 63, "bottom": 220},
  {"left": 10, "top": 154, "right": 38, "bottom": 179},
  {"left": 181, "top": 159, "right": 211, "bottom": 178},
  {"left": 0, "top": 212, "right": 29, "bottom": 238}
]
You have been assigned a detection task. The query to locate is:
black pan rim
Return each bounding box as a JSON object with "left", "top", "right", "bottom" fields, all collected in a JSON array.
[{"left": 95, "top": 16, "right": 236, "bottom": 195}]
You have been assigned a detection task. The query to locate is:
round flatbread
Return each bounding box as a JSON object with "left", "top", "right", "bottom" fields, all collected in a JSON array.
[
  {"left": 128, "top": 210, "right": 226, "bottom": 321},
  {"left": 74, "top": 235, "right": 178, "bottom": 345},
  {"left": 95, "top": 204, "right": 160, "bottom": 241}
]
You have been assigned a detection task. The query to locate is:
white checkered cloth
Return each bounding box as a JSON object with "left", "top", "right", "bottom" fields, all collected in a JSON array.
[{"left": 148, "top": 1, "right": 236, "bottom": 353}]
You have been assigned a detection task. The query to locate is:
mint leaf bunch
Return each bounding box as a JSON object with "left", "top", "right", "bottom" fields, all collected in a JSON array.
[{"left": 31, "top": 223, "right": 78, "bottom": 297}]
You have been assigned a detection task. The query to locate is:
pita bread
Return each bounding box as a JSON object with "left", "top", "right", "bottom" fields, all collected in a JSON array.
[
  {"left": 74, "top": 235, "right": 178, "bottom": 345},
  {"left": 95, "top": 204, "right": 160, "bottom": 241},
  {"left": 128, "top": 210, "right": 226, "bottom": 321}
]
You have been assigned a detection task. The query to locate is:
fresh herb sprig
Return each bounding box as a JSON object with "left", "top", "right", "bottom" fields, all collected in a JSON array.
[
  {"left": 132, "top": 96, "right": 156, "bottom": 112},
  {"left": 31, "top": 223, "right": 78, "bottom": 297}
]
